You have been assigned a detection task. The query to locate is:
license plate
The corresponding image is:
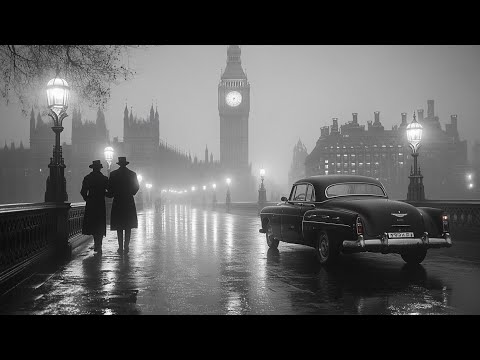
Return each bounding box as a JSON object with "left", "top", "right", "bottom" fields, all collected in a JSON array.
[{"left": 388, "top": 232, "right": 414, "bottom": 238}]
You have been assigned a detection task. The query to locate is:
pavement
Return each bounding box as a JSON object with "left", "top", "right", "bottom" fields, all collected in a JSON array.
[{"left": 1, "top": 204, "right": 480, "bottom": 315}]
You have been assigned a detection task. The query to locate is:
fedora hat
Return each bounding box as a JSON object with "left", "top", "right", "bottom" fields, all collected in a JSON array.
[
  {"left": 89, "top": 160, "right": 103, "bottom": 169},
  {"left": 117, "top": 156, "right": 129, "bottom": 166}
]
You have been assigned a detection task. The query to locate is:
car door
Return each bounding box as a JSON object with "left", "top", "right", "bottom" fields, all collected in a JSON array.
[{"left": 281, "top": 183, "right": 311, "bottom": 244}]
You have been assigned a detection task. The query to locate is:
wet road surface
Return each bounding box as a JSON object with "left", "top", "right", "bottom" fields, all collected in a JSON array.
[{"left": 1, "top": 204, "right": 480, "bottom": 314}]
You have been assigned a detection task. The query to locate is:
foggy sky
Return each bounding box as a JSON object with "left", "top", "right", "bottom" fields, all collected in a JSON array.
[{"left": 1, "top": 45, "right": 479, "bottom": 186}]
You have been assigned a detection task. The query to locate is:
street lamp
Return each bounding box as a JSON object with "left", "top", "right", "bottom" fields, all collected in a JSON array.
[
  {"left": 226, "top": 177, "right": 231, "bottom": 212},
  {"left": 212, "top": 183, "right": 217, "bottom": 209},
  {"left": 104, "top": 146, "right": 114, "bottom": 176},
  {"left": 258, "top": 168, "right": 267, "bottom": 211},
  {"left": 406, "top": 112, "right": 425, "bottom": 201},
  {"left": 44, "top": 76, "right": 70, "bottom": 202},
  {"left": 202, "top": 185, "right": 207, "bottom": 207},
  {"left": 136, "top": 174, "right": 144, "bottom": 209}
]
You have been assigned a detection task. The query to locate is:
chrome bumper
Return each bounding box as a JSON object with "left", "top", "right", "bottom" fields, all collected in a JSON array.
[{"left": 342, "top": 232, "right": 452, "bottom": 254}]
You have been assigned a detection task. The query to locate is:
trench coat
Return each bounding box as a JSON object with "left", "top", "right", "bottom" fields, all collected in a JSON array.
[
  {"left": 80, "top": 171, "right": 109, "bottom": 236},
  {"left": 108, "top": 166, "right": 139, "bottom": 230}
]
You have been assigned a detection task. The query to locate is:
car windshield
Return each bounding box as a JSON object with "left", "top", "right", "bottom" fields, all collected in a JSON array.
[{"left": 325, "top": 182, "right": 386, "bottom": 198}]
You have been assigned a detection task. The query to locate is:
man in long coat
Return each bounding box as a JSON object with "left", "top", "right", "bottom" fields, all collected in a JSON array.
[
  {"left": 107, "top": 156, "right": 139, "bottom": 254},
  {"left": 80, "top": 160, "right": 109, "bottom": 252}
]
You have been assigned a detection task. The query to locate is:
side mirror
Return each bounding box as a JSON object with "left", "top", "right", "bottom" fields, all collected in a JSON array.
[{"left": 281, "top": 196, "right": 287, "bottom": 202}]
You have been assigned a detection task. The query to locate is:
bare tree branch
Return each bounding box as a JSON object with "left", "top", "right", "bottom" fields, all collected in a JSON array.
[{"left": 0, "top": 45, "right": 139, "bottom": 115}]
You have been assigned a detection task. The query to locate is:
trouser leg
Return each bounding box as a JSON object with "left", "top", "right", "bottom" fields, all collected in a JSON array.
[
  {"left": 94, "top": 235, "right": 103, "bottom": 252},
  {"left": 117, "top": 230, "right": 124, "bottom": 251},
  {"left": 124, "top": 228, "right": 131, "bottom": 252}
]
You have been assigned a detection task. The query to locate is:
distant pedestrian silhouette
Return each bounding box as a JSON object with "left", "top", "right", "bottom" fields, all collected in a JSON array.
[
  {"left": 107, "top": 156, "right": 139, "bottom": 254},
  {"left": 80, "top": 160, "right": 109, "bottom": 253}
]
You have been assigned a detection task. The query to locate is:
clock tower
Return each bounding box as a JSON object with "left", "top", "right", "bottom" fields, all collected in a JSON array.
[{"left": 218, "top": 45, "right": 250, "bottom": 173}]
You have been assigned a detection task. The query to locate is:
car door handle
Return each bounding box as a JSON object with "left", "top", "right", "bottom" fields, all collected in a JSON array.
[
  {"left": 331, "top": 216, "right": 340, "bottom": 220},
  {"left": 320, "top": 215, "right": 330, "bottom": 219},
  {"left": 289, "top": 225, "right": 295, "bottom": 229}
]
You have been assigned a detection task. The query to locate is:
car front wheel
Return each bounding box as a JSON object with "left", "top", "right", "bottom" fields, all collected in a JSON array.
[
  {"left": 266, "top": 223, "right": 279, "bottom": 249},
  {"left": 401, "top": 248, "right": 427, "bottom": 264},
  {"left": 315, "top": 231, "right": 339, "bottom": 266}
]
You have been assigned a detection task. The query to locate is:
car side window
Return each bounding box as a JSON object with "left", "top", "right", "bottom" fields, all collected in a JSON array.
[
  {"left": 306, "top": 184, "right": 315, "bottom": 202},
  {"left": 292, "top": 184, "right": 308, "bottom": 201}
]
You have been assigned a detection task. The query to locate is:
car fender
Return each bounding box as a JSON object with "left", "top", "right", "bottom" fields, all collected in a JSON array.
[{"left": 416, "top": 207, "right": 444, "bottom": 237}]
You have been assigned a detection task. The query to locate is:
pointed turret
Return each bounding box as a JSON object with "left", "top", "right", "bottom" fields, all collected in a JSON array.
[
  {"left": 29, "top": 107, "right": 35, "bottom": 135},
  {"left": 150, "top": 104, "right": 155, "bottom": 122},
  {"left": 36, "top": 112, "right": 44, "bottom": 128},
  {"left": 129, "top": 107, "right": 133, "bottom": 124},
  {"left": 205, "top": 145, "right": 208, "bottom": 163},
  {"left": 221, "top": 45, "right": 247, "bottom": 80}
]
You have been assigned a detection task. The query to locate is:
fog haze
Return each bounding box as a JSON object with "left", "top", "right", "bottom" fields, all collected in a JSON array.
[{"left": 1, "top": 45, "right": 479, "bottom": 186}]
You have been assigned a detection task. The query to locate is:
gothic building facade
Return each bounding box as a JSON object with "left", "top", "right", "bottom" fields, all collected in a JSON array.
[
  {"left": 288, "top": 139, "right": 308, "bottom": 186},
  {"left": 305, "top": 100, "right": 469, "bottom": 200}
]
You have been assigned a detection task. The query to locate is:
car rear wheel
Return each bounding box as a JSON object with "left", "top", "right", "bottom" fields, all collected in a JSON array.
[
  {"left": 266, "top": 223, "right": 279, "bottom": 249},
  {"left": 401, "top": 248, "right": 427, "bottom": 264},
  {"left": 315, "top": 231, "right": 339, "bottom": 266}
]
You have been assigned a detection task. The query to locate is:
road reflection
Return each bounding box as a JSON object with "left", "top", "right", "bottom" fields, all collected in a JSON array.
[{"left": 263, "top": 247, "right": 452, "bottom": 314}]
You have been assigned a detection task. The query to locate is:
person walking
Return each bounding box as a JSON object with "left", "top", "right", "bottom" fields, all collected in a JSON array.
[
  {"left": 80, "top": 160, "right": 109, "bottom": 253},
  {"left": 107, "top": 156, "right": 140, "bottom": 254}
]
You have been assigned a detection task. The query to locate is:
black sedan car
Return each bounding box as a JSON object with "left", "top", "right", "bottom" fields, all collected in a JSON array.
[{"left": 259, "top": 175, "right": 452, "bottom": 265}]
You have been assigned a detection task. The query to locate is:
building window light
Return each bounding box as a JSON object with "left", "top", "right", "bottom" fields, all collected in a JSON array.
[
  {"left": 325, "top": 170, "right": 329, "bottom": 175},
  {"left": 325, "top": 159, "right": 329, "bottom": 163}
]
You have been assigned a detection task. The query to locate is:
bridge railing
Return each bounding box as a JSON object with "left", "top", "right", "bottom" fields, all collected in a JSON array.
[
  {"left": 404, "top": 200, "right": 480, "bottom": 228},
  {"left": 0, "top": 202, "right": 87, "bottom": 289}
]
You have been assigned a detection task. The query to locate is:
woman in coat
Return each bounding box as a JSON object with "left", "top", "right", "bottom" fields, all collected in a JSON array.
[
  {"left": 80, "top": 160, "right": 109, "bottom": 252},
  {"left": 107, "top": 156, "right": 139, "bottom": 254}
]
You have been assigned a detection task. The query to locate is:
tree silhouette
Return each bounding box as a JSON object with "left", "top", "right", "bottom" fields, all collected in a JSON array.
[{"left": 0, "top": 45, "right": 139, "bottom": 114}]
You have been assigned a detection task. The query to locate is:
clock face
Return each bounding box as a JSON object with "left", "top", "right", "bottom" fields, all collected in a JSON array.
[{"left": 226, "top": 91, "right": 242, "bottom": 107}]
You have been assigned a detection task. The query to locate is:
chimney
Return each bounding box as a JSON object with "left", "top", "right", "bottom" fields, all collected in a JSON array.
[
  {"left": 321, "top": 125, "right": 330, "bottom": 137},
  {"left": 352, "top": 113, "right": 358, "bottom": 124},
  {"left": 332, "top": 118, "right": 338, "bottom": 132},
  {"left": 451, "top": 114, "right": 458, "bottom": 130},
  {"left": 401, "top": 112, "right": 407, "bottom": 125},
  {"left": 427, "top": 100, "right": 434, "bottom": 119},
  {"left": 417, "top": 109, "right": 424, "bottom": 121},
  {"left": 374, "top": 111, "right": 380, "bottom": 124}
]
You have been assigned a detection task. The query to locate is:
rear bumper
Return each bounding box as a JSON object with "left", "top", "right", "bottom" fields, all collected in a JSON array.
[{"left": 342, "top": 232, "right": 452, "bottom": 254}]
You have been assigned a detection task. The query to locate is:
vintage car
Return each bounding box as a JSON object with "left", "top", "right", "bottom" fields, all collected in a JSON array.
[{"left": 259, "top": 175, "right": 452, "bottom": 265}]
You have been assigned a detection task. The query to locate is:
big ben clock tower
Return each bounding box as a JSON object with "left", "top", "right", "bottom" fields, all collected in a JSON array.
[{"left": 218, "top": 45, "right": 250, "bottom": 173}]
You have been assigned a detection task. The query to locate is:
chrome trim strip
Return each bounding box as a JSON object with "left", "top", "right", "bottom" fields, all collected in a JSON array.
[
  {"left": 302, "top": 220, "right": 351, "bottom": 227},
  {"left": 343, "top": 237, "right": 451, "bottom": 248}
]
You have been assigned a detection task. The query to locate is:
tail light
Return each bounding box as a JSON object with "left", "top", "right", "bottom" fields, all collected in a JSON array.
[
  {"left": 442, "top": 214, "right": 449, "bottom": 233},
  {"left": 356, "top": 216, "right": 364, "bottom": 235}
]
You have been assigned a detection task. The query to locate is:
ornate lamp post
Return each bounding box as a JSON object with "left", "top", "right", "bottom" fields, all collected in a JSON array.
[
  {"left": 104, "top": 146, "right": 114, "bottom": 176},
  {"left": 226, "top": 178, "right": 231, "bottom": 212},
  {"left": 406, "top": 112, "right": 425, "bottom": 201},
  {"left": 212, "top": 183, "right": 217, "bottom": 209},
  {"left": 202, "top": 185, "right": 207, "bottom": 208},
  {"left": 44, "top": 76, "right": 70, "bottom": 202},
  {"left": 137, "top": 174, "right": 144, "bottom": 209},
  {"left": 258, "top": 168, "right": 267, "bottom": 212}
]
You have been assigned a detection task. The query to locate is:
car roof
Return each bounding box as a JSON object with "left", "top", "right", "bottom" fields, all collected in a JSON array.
[{"left": 294, "top": 175, "right": 384, "bottom": 188}]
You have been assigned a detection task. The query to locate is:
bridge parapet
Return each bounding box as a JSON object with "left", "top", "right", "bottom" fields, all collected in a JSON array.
[
  {"left": 0, "top": 202, "right": 87, "bottom": 292},
  {"left": 404, "top": 200, "right": 480, "bottom": 228}
]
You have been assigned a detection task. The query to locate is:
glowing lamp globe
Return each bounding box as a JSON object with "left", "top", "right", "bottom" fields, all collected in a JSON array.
[
  {"left": 46, "top": 77, "right": 70, "bottom": 115},
  {"left": 226, "top": 178, "right": 231, "bottom": 185},
  {"left": 104, "top": 146, "right": 114, "bottom": 163},
  {"left": 406, "top": 113, "right": 423, "bottom": 153},
  {"left": 260, "top": 168, "right": 266, "bottom": 177},
  {"left": 137, "top": 174, "right": 143, "bottom": 184}
]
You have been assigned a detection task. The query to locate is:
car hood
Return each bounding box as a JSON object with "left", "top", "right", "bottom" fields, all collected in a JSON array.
[{"left": 324, "top": 196, "right": 424, "bottom": 237}]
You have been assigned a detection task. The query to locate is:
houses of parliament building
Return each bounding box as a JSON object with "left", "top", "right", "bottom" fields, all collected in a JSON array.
[{"left": 0, "top": 45, "right": 256, "bottom": 205}]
